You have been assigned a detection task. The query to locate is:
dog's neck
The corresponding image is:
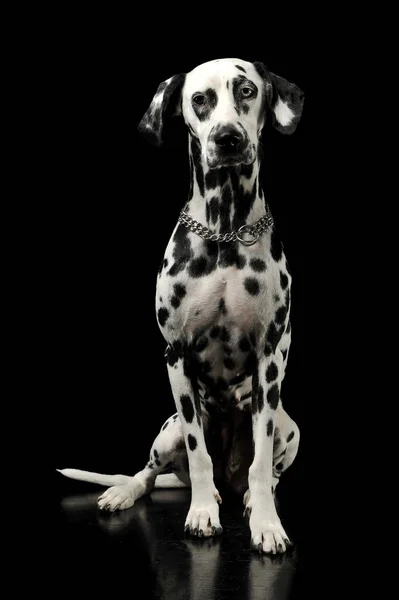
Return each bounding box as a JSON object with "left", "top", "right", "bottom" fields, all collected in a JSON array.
[{"left": 183, "top": 138, "right": 266, "bottom": 235}]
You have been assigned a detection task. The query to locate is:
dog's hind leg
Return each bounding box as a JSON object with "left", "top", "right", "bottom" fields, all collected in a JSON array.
[
  {"left": 59, "top": 413, "right": 190, "bottom": 511},
  {"left": 272, "top": 403, "right": 300, "bottom": 484},
  {"left": 96, "top": 412, "right": 189, "bottom": 511},
  {"left": 243, "top": 403, "right": 300, "bottom": 515}
]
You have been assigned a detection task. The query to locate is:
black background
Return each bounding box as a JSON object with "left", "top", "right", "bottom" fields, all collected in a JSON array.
[
  {"left": 48, "top": 23, "right": 311, "bottom": 493},
  {"left": 37, "top": 17, "right": 383, "bottom": 598}
]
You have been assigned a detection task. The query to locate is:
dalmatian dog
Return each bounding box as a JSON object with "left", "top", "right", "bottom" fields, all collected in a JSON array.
[{"left": 58, "top": 58, "right": 304, "bottom": 555}]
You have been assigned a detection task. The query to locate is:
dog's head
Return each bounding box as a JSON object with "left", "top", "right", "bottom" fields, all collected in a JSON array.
[{"left": 138, "top": 58, "right": 304, "bottom": 169}]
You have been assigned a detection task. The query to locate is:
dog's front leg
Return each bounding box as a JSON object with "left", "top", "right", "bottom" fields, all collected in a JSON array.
[
  {"left": 166, "top": 347, "right": 222, "bottom": 538},
  {"left": 247, "top": 354, "right": 291, "bottom": 554}
]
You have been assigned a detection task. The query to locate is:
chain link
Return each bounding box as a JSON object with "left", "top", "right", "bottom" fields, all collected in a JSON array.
[{"left": 178, "top": 208, "right": 274, "bottom": 246}]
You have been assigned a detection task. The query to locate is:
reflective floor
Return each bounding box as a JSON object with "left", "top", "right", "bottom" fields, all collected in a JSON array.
[{"left": 54, "top": 476, "right": 303, "bottom": 599}]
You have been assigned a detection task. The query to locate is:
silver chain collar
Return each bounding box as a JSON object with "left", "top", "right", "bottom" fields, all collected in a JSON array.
[{"left": 178, "top": 207, "right": 274, "bottom": 246}]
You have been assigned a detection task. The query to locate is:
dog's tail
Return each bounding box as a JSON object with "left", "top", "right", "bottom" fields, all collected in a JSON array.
[
  {"left": 57, "top": 469, "right": 189, "bottom": 489},
  {"left": 56, "top": 468, "right": 131, "bottom": 487}
]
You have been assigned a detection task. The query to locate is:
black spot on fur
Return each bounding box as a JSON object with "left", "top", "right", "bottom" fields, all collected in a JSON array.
[
  {"left": 219, "top": 244, "right": 239, "bottom": 268},
  {"left": 205, "top": 171, "right": 218, "bottom": 189},
  {"left": 191, "top": 138, "right": 204, "bottom": 196},
  {"left": 223, "top": 345, "right": 232, "bottom": 355},
  {"left": 174, "top": 283, "right": 186, "bottom": 298},
  {"left": 188, "top": 156, "right": 194, "bottom": 200},
  {"left": 237, "top": 254, "right": 246, "bottom": 269},
  {"left": 264, "top": 344, "right": 272, "bottom": 356},
  {"left": 157, "top": 307, "right": 169, "bottom": 327},
  {"left": 219, "top": 298, "right": 227, "bottom": 314},
  {"left": 232, "top": 75, "right": 258, "bottom": 117},
  {"left": 171, "top": 296, "right": 181, "bottom": 309},
  {"left": 244, "top": 351, "right": 257, "bottom": 373},
  {"left": 239, "top": 337, "right": 251, "bottom": 352},
  {"left": 267, "top": 383, "right": 279, "bottom": 410},
  {"left": 287, "top": 431, "right": 295, "bottom": 442},
  {"left": 241, "top": 391, "right": 252, "bottom": 401},
  {"left": 240, "top": 163, "right": 253, "bottom": 178},
  {"left": 153, "top": 449, "right": 159, "bottom": 458},
  {"left": 266, "top": 362, "right": 278, "bottom": 382},
  {"left": 209, "top": 197, "right": 219, "bottom": 225},
  {"left": 188, "top": 434, "right": 197, "bottom": 451},
  {"left": 147, "top": 462, "right": 154, "bottom": 469},
  {"left": 210, "top": 326, "right": 221, "bottom": 339},
  {"left": 158, "top": 258, "right": 168, "bottom": 275},
  {"left": 192, "top": 88, "right": 218, "bottom": 122},
  {"left": 155, "top": 459, "right": 161, "bottom": 466},
  {"left": 251, "top": 368, "right": 259, "bottom": 414},
  {"left": 193, "top": 385, "right": 202, "bottom": 427},
  {"left": 224, "top": 357, "right": 235, "bottom": 370},
  {"left": 257, "top": 385, "right": 264, "bottom": 412},
  {"left": 235, "top": 65, "right": 247, "bottom": 73},
  {"left": 282, "top": 349, "right": 288, "bottom": 362},
  {"left": 280, "top": 271, "right": 289, "bottom": 289},
  {"left": 220, "top": 185, "right": 232, "bottom": 234},
  {"left": 166, "top": 341, "right": 184, "bottom": 366},
  {"left": 244, "top": 277, "right": 260, "bottom": 296},
  {"left": 188, "top": 256, "right": 208, "bottom": 278},
  {"left": 275, "top": 304, "right": 287, "bottom": 325},
  {"left": 276, "top": 462, "right": 283, "bottom": 471},
  {"left": 266, "top": 321, "right": 284, "bottom": 353},
  {"left": 162, "top": 421, "right": 169, "bottom": 431},
  {"left": 270, "top": 229, "right": 283, "bottom": 262},
  {"left": 219, "top": 327, "right": 230, "bottom": 342},
  {"left": 267, "top": 419, "right": 273, "bottom": 436},
  {"left": 286, "top": 321, "right": 291, "bottom": 334},
  {"left": 195, "top": 336, "right": 208, "bottom": 352},
  {"left": 168, "top": 225, "right": 192, "bottom": 276},
  {"left": 250, "top": 258, "right": 266, "bottom": 272},
  {"left": 232, "top": 176, "right": 257, "bottom": 233},
  {"left": 180, "top": 394, "right": 194, "bottom": 423}
]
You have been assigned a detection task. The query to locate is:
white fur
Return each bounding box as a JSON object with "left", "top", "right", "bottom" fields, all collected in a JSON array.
[{"left": 274, "top": 97, "right": 294, "bottom": 126}]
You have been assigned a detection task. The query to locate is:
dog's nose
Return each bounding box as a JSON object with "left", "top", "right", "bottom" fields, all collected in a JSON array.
[{"left": 214, "top": 126, "right": 243, "bottom": 150}]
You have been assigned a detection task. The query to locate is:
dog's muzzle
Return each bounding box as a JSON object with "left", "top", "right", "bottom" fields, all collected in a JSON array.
[{"left": 207, "top": 124, "right": 252, "bottom": 168}]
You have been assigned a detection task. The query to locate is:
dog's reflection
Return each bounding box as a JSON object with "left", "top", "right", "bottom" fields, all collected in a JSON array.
[{"left": 60, "top": 489, "right": 296, "bottom": 599}]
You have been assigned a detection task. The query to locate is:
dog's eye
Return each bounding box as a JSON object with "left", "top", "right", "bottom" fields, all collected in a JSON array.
[
  {"left": 241, "top": 87, "right": 254, "bottom": 99},
  {"left": 192, "top": 94, "right": 206, "bottom": 106}
]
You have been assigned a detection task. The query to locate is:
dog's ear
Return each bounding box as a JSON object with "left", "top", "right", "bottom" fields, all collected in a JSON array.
[
  {"left": 254, "top": 62, "right": 304, "bottom": 135},
  {"left": 138, "top": 73, "right": 186, "bottom": 146}
]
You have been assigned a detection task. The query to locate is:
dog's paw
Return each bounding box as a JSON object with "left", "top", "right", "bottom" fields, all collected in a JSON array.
[
  {"left": 184, "top": 499, "right": 222, "bottom": 538},
  {"left": 249, "top": 509, "right": 291, "bottom": 554},
  {"left": 97, "top": 485, "right": 135, "bottom": 512}
]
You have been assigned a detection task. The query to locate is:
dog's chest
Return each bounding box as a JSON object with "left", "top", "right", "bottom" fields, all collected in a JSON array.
[{"left": 156, "top": 226, "right": 281, "bottom": 342}]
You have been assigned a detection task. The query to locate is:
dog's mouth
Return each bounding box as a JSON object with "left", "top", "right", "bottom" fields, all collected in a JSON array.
[{"left": 206, "top": 146, "right": 255, "bottom": 170}]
